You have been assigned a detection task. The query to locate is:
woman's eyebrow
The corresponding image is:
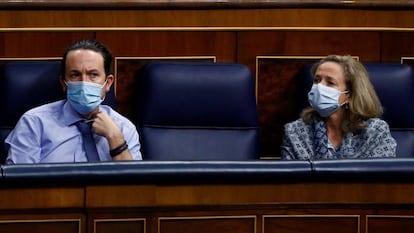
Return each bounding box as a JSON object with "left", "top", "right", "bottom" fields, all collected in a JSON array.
[{"left": 326, "top": 76, "right": 337, "bottom": 83}]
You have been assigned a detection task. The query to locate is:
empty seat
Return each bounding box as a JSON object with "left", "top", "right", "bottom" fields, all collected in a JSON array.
[{"left": 137, "top": 62, "right": 260, "bottom": 160}]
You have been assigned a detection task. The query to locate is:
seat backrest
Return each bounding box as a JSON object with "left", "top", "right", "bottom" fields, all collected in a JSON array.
[
  {"left": 137, "top": 62, "right": 260, "bottom": 160},
  {"left": 364, "top": 63, "right": 414, "bottom": 157},
  {"left": 0, "top": 60, "right": 117, "bottom": 163}
]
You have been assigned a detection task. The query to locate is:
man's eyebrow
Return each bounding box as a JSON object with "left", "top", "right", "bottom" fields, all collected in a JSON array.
[
  {"left": 86, "top": 69, "right": 101, "bottom": 73},
  {"left": 68, "top": 69, "right": 100, "bottom": 73}
]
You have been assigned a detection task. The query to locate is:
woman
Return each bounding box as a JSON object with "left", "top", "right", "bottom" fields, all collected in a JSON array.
[{"left": 281, "top": 55, "right": 396, "bottom": 160}]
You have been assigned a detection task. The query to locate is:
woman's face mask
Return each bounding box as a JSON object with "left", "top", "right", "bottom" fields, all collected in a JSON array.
[
  {"left": 308, "top": 83, "right": 349, "bottom": 117},
  {"left": 66, "top": 81, "right": 106, "bottom": 115}
]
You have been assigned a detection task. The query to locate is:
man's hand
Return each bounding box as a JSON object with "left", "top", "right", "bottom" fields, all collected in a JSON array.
[{"left": 91, "top": 111, "right": 132, "bottom": 160}]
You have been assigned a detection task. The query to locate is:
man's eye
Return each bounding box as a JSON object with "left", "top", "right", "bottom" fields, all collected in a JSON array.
[{"left": 70, "top": 73, "right": 80, "bottom": 78}]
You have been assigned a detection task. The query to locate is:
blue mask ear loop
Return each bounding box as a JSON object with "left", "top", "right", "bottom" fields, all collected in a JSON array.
[{"left": 101, "top": 77, "right": 109, "bottom": 102}]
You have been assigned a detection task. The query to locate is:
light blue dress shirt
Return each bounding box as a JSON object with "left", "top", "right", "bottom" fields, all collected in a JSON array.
[{"left": 5, "top": 100, "right": 142, "bottom": 164}]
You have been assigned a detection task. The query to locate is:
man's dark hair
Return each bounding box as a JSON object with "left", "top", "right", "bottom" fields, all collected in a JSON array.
[{"left": 61, "top": 39, "right": 113, "bottom": 77}]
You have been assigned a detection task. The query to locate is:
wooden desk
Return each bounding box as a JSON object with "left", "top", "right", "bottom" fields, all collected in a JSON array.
[{"left": 1, "top": 160, "right": 414, "bottom": 233}]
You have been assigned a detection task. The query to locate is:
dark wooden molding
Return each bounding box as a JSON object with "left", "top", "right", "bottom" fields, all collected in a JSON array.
[{"left": 1, "top": 0, "right": 414, "bottom": 10}]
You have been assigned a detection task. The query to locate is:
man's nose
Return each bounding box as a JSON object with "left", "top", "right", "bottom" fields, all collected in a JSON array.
[{"left": 80, "top": 73, "right": 90, "bottom": 82}]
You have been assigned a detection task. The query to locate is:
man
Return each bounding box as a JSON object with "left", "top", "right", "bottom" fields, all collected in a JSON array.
[{"left": 5, "top": 39, "right": 142, "bottom": 163}]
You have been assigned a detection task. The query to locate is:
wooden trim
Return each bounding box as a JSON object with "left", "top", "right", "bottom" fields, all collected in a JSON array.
[{"left": 1, "top": 0, "right": 414, "bottom": 10}]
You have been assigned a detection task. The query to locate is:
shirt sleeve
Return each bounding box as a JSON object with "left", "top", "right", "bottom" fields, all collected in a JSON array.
[
  {"left": 125, "top": 125, "right": 142, "bottom": 160},
  {"left": 5, "top": 114, "right": 42, "bottom": 164},
  {"left": 114, "top": 113, "right": 142, "bottom": 160}
]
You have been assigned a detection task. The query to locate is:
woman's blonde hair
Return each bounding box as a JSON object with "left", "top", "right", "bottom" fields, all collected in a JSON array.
[{"left": 301, "top": 55, "right": 383, "bottom": 133}]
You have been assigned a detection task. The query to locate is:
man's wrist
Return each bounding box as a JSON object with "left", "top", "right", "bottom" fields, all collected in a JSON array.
[{"left": 110, "top": 140, "right": 128, "bottom": 157}]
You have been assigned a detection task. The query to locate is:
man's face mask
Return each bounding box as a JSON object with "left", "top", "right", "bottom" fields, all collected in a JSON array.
[
  {"left": 308, "top": 83, "right": 349, "bottom": 117},
  {"left": 66, "top": 81, "right": 106, "bottom": 115}
]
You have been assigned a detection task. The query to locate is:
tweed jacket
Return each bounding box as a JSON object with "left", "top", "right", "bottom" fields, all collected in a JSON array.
[{"left": 281, "top": 118, "right": 397, "bottom": 160}]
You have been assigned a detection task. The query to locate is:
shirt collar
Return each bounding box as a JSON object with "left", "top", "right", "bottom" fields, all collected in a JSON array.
[{"left": 62, "top": 100, "right": 101, "bottom": 126}]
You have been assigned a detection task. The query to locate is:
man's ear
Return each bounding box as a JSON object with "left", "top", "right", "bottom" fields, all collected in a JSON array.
[
  {"left": 104, "top": 75, "right": 114, "bottom": 93},
  {"left": 59, "top": 76, "right": 67, "bottom": 93}
]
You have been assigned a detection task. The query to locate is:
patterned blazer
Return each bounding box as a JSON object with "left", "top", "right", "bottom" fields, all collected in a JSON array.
[{"left": 281, "top": 118, "right": 397, "bottom": 160}]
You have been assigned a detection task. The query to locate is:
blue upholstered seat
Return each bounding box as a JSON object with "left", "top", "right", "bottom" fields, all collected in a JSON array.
[
  {"left": 364, "top": 63, "right": 414, "bottom": 157},
  {"left": 0, "top": 60, "right": 117, "bottom": 163},
  {"left": 137, "top": 62, "right": 260, "bottom": 160}
]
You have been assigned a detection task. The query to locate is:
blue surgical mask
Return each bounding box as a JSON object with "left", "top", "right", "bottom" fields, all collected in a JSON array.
[
  {"left": 308, "top": 83, "right": 348, "bottom": 117},
  {"left": 66, "top": 81, "right": 106, "bottom": 115}
]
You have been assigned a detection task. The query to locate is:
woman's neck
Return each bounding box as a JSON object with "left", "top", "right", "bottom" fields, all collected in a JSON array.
[{"left": 326, "top": 110, "right": 345, "bottom": 148}]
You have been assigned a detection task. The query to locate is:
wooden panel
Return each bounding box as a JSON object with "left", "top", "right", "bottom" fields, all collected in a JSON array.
[
  {"left": 96, "top": 31, "right": 235, "bottom": 61},
  {"left": 86, "top": 185, "right": 156, "bottom": 208},
  {"left": 256, "top": 57, "right": 321, "bottom": 158},
  {"left": 366, "top": 215, "right": 414, "bottom": 233},
  {"left": 0, "top": 187, "right": 84, "bottom": 209},
  {"left": 87, "top": 183, "right": 414, "bottom": 208},
  {"left": 237, "top": 31, "right": 380, "bottom": 68},
  {"left": 159, "top": 216, "right": 255, "bottom": 233},
  {"left": 0, "top": 218, "right": 81, "bottom": 233},
  {"left": 153, "top": 183, "right": 414, "bottom": 205},
  {"left": 0, "top": 32, "right": 94, "bottom": 58},
  {"left": 381, "top": 32, "right": 414, "bottom": 63},
  {"left": 263, "top": 215, "right": 359, "bottom": 233},
  {"left": 2, "top": 9, "right": 414, "bottom": 28},
  {"left": 94, "top": 218, "right": 145, "bottom": 233}
]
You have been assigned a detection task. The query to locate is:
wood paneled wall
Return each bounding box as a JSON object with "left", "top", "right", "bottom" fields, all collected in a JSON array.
[
  {"left": 1, "top": 1, "right": 414, "bottom": 158},
  {"left": 2, "top": 181, "right": 414, "bottom": 233}
]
